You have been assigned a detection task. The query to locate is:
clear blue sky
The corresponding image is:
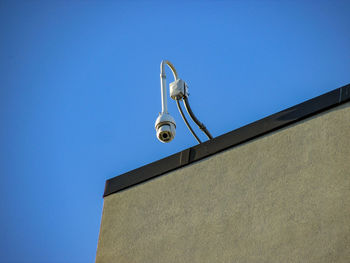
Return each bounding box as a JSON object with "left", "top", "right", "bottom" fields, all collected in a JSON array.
[{"left": 0, "top": 0, "right": 349, "bottom": 262}]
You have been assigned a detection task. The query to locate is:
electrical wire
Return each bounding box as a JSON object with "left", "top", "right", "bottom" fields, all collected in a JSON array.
[
  {"left": 176, "top": 99, "right": 202, "bottom": 144},
  {"left": 183, "top": 96, "right": 213, "bottom": 140}
]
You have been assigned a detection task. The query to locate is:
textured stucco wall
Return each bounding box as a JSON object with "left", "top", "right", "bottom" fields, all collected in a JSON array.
[{"left": 96, "top": 102, "right": 350, "bottom": 263}]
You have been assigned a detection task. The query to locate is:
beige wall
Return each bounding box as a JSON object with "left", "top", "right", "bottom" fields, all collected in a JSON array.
[{"left": 96, "top": 102, "right": 350, "bottom": 263}]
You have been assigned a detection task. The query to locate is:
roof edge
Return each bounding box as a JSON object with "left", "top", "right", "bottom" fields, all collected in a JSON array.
[{"left": 104, "top": 83, "right": 350, "bottom": 197}]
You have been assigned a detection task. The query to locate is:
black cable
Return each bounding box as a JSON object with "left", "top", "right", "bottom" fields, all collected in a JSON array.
[
  {"left": 176, "top": 99, "right": 202, "bottom": 144},
  {"left": 183, "top": 96, "right": 213, "bottom": 140}
]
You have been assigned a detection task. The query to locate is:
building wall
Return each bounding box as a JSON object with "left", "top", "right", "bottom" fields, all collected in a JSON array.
[{"left": 96, "top": 102, "right": 350, "bottom": 263}]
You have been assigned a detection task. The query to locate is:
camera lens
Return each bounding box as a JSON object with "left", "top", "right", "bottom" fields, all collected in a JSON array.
[{"left": 162, "top": 133, "right": 168, "bottom": 139}]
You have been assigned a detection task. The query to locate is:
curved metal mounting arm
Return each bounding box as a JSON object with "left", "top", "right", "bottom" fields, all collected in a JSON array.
[{"left": 160, "top": 60, "right": 178, "bottom": 113}]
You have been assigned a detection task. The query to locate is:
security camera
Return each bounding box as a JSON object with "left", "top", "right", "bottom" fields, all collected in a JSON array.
[
  {"left": 155, "top": 60, "right": 212, "bottom": 144},
  {"left": 155, "top": 113, "right": 176, "bottom": 143}
]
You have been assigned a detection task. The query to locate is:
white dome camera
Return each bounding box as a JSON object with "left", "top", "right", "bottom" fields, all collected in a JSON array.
[
  {"left": 155, "top": 113, "right": 176, "bottom": 143},
  {"left": 155, "top": 60, "right": 212, "bottom": 144}
]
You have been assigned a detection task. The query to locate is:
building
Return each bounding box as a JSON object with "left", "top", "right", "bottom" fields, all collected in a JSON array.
[{"left": 96, "top": 84, "right": 350, "bottom": 263}]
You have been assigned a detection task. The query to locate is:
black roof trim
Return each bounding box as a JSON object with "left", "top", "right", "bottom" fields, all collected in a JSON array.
[{"left": 104, "top": 84, "right": 350, "bottom": 197}]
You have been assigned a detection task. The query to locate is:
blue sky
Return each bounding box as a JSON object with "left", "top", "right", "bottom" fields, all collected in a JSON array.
[{"left": 0, "top": 0, "right": 349, "bottom": 262}]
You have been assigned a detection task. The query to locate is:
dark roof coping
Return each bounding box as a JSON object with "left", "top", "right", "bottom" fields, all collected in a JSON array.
[{"left": 104, "top": 83, "right": 350, "bottom": 197}]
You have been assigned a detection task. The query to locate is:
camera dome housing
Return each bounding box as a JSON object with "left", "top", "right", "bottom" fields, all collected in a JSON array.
[{"left": 155, "top": 113, "right": 176, "bottom": 143}]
